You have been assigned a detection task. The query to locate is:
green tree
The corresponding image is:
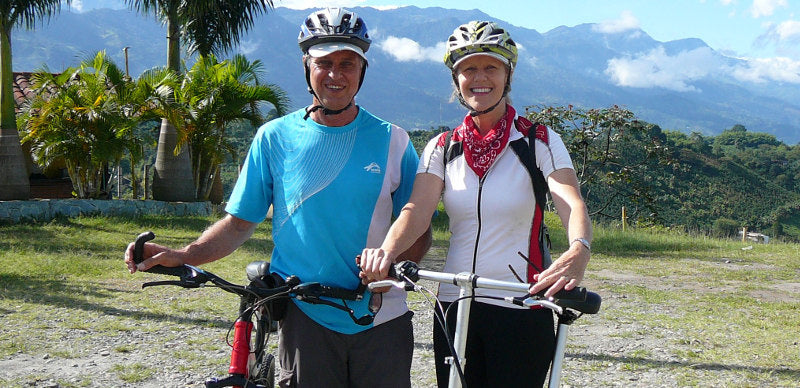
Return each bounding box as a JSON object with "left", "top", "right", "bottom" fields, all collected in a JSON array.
[
  {"left": 0, "top": 0, "right": 69, "bottom": 200},
  {"left": 174, "top": 54, "right": 288, "bottom": 201},
  {"left": 125, "top": 0, "right": 275, "bottom": 202},
  {"left": 527, "top": 104, "right": 676, "bottom": 224},
  {"left": 19, "top": 51, "right": 160, "bottom": 198}
]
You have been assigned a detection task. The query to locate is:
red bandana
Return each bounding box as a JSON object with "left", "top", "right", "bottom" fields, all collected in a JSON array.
[{"left": 455, "top": 105, "right": 516, "bottom": 178}]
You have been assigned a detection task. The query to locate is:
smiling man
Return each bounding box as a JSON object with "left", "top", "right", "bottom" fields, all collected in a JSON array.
[
  {"left": 125, "top": 7, "right": 430, "bottom": 388},
  {"left": 225, "top": 8, "right": 431, "bottom": 387}
]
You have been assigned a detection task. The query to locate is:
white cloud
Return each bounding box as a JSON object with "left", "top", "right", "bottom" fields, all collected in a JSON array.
[
  {"left": 277, "top": 0, "right": 359, "bottom": 9},
  {"left": 606, "top": 45, "right": 800, "bottom": 90},
  {"left": 773, "top": 20, "right": 800, "bottom": 42},
  {"left": 275, "top": 1, "right": 399, "bottom": 10},
  {"left": 593, "top": 10, "right": 640, "bottom": 34},
  {"left": 379, "top": 36, "right": 446, "bottom": 63},
  {"left": 72, "top": 0, "right": 84, "bottom": 12},
  {"left": 237, "top": 40, "right": 260, "bottom": 56},
  {"left": 605, "top": 46, "right": 721, "bottom": 92},
  {"left": 756, "top": 20, "right": 800, "bottom": 55},
  {"left": 749, "top": 0, "right": 788, "bottom": 18},
  {"left": 730, "top": 56, "right": 800, "bottom": 83}
]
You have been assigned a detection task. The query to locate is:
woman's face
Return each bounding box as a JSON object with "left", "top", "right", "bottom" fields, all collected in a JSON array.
[{"left": 455, "top": 55, "right": 508, "bottom": 113}]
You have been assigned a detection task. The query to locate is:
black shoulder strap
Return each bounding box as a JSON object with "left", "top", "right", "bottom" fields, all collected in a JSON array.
[
  {"left": 509, "top": 125, "right": 549, "bottom": 207},
  {"left": 442, "top": 125, "right": 548, "bottom": 207},
  {"left": 442, "top": 130, "right": 461, "bottom": 166}
]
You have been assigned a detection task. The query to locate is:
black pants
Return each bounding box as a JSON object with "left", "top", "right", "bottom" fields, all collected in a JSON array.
[{"left": 433, "top": 301, "right": 555, "bottom": 388}]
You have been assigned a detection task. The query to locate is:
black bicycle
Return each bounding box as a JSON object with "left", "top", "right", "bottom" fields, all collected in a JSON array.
[{"left": 131, "top": 231, "right": 376, "bottom": 388}]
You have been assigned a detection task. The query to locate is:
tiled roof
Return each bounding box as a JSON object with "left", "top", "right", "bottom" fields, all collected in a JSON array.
[
  {"left": 12, "top": 72, "right": 36, "bottom": 114},
  {"left": 12, "top": 71, "right": 60, "bottom": 114}
]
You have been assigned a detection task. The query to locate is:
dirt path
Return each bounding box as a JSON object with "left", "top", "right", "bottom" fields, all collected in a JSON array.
[{"left": 2, "top": 254, "right": 796, "bottom": 387}]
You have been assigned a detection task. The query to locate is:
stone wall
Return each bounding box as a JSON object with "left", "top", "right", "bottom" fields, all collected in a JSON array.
[{"left": 0, "top": 199, "right": 218, "bottom": 223}]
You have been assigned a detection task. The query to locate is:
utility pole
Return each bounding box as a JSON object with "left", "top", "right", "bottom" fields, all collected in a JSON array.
[{"left": 122, "top": 47, "right": 131, "bottom": 81}]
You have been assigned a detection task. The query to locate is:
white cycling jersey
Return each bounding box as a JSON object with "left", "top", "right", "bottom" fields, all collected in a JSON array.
[{"left": 418, "top": 118, "right": 574, "bottom": 308}]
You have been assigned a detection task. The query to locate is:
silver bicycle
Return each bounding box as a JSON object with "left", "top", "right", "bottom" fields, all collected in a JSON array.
[{"left": 369, "top": 260, "right": 601, "bottom": 388}]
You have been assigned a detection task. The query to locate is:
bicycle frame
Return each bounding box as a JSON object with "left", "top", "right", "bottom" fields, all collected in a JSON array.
[
  {"left": 131, "top": 231, "right": 376, "bottom": 388},
  {"left": 371, "top": 261, "right": 601, "bottom": 388}
]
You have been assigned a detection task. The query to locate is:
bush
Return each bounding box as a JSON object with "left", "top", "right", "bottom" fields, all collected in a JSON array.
[{"left": 712, "top": 217, "right": 740, "bottom": 238}]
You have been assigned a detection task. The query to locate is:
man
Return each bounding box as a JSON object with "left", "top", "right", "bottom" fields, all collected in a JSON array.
[{"left": 125, "top": 8, "right": 430, "bottom": 388}]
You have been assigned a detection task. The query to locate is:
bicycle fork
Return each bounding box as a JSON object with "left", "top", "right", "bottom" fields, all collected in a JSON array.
[{"left": 205, "top": 297, "right": 255, "bottom": 388}]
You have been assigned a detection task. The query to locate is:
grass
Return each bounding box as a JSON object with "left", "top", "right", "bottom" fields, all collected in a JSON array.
[{"left": 1, "top": 212, "right": 799, "bottom": 386}]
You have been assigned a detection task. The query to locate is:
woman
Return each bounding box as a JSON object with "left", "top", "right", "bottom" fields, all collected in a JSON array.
[{"left": 360, "top": 21, "right": 592, "bottom": 387}]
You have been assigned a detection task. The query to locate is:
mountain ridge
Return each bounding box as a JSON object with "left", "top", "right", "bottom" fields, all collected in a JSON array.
[{"left": 11, "top": 6, "right": 800, "bottom": 143}]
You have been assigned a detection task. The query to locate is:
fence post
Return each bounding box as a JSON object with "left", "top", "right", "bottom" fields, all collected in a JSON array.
[
  {"left": 117, "top": 165, "right": 122, "bottom": 198},
  {"left": 741, "top": 226, "right": 747, "bottom": 243},
  {"left": 143, "top": 164, "right": 150, "bottom": 200},
  {"left": 622, "top": 206, "right": 627, "bottom": 231}
]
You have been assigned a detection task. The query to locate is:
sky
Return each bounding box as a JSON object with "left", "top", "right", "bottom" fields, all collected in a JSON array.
[
  {"left": 70, "top": 0, "right": 800, "bottom": 89},
  {"left": 70, "top": 0, "right": 800, "bottom": 60},
  {"left": 269, "top": 0, "right": 800, "bottom": 61}
]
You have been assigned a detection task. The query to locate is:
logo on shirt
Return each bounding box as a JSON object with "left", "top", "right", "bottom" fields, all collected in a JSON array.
[{"left": 363, "top": 162, "right": 381, "bottom": 174}]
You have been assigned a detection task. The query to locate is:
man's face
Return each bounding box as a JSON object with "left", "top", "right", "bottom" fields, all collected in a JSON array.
[{"left": 307, "top": 50, "right": 364, "bottom": 111}]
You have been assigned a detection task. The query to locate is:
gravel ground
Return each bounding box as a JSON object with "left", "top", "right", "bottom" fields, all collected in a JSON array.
[{"left": 2, "top": 254, "right": 797, "bottom": 387}]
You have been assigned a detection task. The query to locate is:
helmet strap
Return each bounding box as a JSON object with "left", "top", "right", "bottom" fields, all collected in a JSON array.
[{"left": 303, "top": 101, "right": 354, "bottom": 120}]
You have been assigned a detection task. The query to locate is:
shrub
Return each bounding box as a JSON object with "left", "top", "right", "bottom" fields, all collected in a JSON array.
[{"left": 712, "top": 217, "right": 740, "bottom": 238}]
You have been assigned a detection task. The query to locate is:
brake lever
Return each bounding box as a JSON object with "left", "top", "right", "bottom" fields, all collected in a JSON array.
[{"left": 142, "top": 280, "right": 201, "bottom": 289}]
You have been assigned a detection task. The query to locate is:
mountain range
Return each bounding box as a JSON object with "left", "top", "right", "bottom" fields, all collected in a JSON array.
[{"left": 11, "top": 6, "right": 800, "bottom": 144}]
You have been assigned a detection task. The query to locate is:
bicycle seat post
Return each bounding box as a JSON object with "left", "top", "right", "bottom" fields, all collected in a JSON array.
[{"left": 448, "top": 272, "right": 476, "bottom": 388}]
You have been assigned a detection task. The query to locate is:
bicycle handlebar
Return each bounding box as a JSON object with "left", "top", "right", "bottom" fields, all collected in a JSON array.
[
  {"left": 131, "top": 231, "right": 373, "bottom": 323},
  {"left": 376, "top": 261, "right": 601, "bottom": 315}
]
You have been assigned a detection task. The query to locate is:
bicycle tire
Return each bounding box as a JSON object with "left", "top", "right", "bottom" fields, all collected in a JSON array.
[
  {"left": 249, "top": 307, "right": 277, "bottom": 387},
  {"left": 250, "top": 351, "right": 276, "bottom": 387}
]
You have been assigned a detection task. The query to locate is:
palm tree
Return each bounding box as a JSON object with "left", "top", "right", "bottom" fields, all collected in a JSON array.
[
  {"left": 177, "top": 54, "right": 288, "bottom": 201},
  {"left": 125, "top": 0, "right": 275, "bottom": 202},
  {"left": 0, "top": 0, "right": 69, "bottom": 200},
  {"left": 20, "top": 51, "right": 161, "bottom": 199}
]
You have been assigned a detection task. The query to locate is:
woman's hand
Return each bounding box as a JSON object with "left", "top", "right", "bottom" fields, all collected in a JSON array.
[
  {"left": 528, "top": 242, "right": 590, "bottom": 298},
  {"left": 357, "top": 248, "right": 397, "bottom": 293}
]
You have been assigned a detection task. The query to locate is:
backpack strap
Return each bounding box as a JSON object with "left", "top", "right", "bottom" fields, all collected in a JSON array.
[
  {"left": 441, "top": 129, "right": 461, "bottom": 166},
  {"left": 508, "top": 123, "right": 549, "bottom": 207},
  {"left": 510, "top": 118, "right": 553, "bottom": 281}
]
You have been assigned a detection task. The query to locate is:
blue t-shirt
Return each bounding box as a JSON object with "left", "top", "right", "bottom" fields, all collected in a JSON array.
[{"left": 226, "top": 107, "right": 419, "bottom": 334}]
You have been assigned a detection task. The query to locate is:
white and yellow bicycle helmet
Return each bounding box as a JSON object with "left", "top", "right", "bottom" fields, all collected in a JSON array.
[
  {"left": 444, "top": 21, "right": 518, "bottom": 116},
  {"left": 444, "top": 21, "right": 518, "bottom": 71}
]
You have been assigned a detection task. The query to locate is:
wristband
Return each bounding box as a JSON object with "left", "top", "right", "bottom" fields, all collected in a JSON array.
[{"left": 571, "top": 238, "right": 591, "bottom": 251}]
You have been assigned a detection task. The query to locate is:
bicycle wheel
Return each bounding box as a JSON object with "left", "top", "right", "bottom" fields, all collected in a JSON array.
[
  {"left": 250, "top": 351, "right": 276, "bottom": 387},
  {"left": 249, "top": 306, "right": 277, "bottom": 387}
]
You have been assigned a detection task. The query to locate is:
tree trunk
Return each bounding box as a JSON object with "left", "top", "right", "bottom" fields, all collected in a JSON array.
[
  {"left": 152, "top": 118, "right": 196, "bottom": 202},
  {"left": 209, "top": 165, "right": 224, "bottom": 205},
  {"left": 0, "top": 128, "right": 31, "bottom": 200},
  {"left": 0, "top": 29, "right": 30, "bottom": 200}
]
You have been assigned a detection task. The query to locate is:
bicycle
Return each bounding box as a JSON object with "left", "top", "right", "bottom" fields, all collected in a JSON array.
[
  {"left": 130, "top": 231, "right": 378, "bottom": 388},
  {"left": 368, "top": 260, "right": 602, "bottom": 388}
]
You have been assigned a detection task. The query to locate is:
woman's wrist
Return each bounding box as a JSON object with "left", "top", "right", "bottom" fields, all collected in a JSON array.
[{"left": 571, "top": 237, "right": 591, "bottom": 252}]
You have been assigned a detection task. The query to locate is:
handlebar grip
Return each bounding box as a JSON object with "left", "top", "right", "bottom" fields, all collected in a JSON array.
[
  {"left": 557, "top": 291, "right": 602, "bottom": 314},
  {"left": 550, "top": 287, "right": 587, "bottom": 301},
  {"left": 133, "top": 231, "right": 155, "bottom": 264},
  {"left": 132, "top": 231, "right": 187, "bottom": 277}
]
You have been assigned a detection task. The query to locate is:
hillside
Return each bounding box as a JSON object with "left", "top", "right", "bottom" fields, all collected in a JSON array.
[
  {"left": 658, "top": 149, "right": 800, "bottom": 233},
  {"left": 10, "top": 6, "right": 800, "bottom": 144}
]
